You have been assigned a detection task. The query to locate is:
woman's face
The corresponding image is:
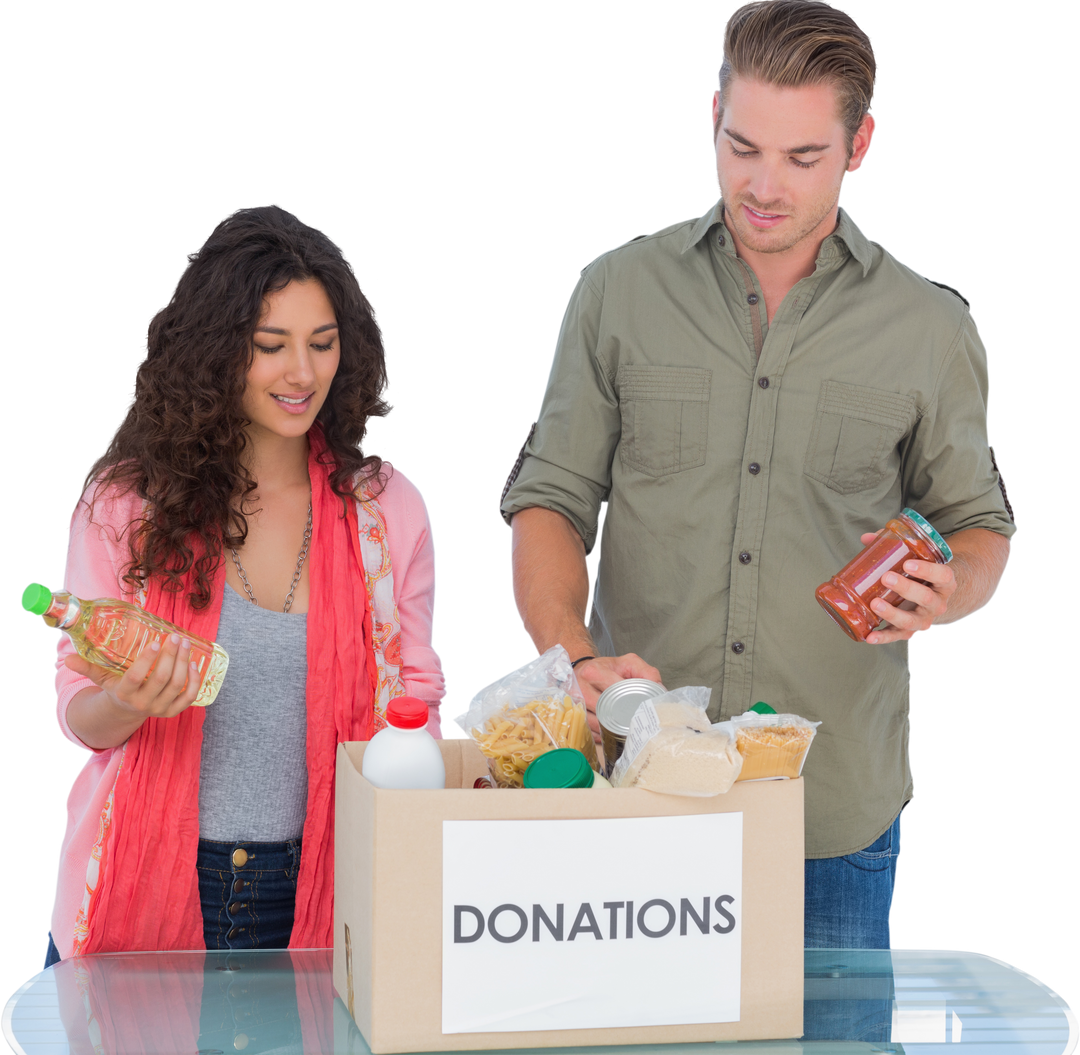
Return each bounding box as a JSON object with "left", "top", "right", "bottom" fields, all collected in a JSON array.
[{"left": 242, "top": 278, "right": 341, "bottom": 444}]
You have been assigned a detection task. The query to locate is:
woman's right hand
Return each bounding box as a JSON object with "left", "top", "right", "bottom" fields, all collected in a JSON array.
[{"left": 65, "top": 634, "right": 203, "bottom": 749}]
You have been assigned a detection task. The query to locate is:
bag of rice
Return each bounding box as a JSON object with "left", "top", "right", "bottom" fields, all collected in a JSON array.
[{"left": 611, "top": 687, "right": 743, "bottom": 796}]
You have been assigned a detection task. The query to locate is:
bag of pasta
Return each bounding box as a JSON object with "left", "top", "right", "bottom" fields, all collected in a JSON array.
[
  {"left": 457, "top": 646, "right": 600, "bottom": 787},
  {"left": 727, "top": 707, "right": 821, "bottom": 781}
]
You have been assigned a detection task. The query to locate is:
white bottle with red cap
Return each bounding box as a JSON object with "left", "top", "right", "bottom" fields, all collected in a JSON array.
[{"left": 361, "top": 696, "right": 446, "bottom": 789}]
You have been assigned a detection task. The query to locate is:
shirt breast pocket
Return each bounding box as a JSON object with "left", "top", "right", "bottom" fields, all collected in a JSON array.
[
  {"left": 803, "top": 380, "right": 916, "bottom": 495},
  {"left": 616, "top": 365, "right": 711, "bottom": 477}
]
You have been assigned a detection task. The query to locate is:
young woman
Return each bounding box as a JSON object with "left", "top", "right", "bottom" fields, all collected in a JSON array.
[{"left": 48, "top": 206, "right": 443, "bottom": 962}]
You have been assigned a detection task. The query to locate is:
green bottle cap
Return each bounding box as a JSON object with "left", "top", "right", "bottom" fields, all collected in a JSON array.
[
  {"left": 523, "top": 748, "right": 595, "bottom": 789},
  {"left": 901, "top": 509, "right": 953, "bottom": 562},
  {"left": 749, "top": 702, "right": 776, "bottom": 715},
  {"left": 22, "top": 583, "right": 53, "bottom": 616}
]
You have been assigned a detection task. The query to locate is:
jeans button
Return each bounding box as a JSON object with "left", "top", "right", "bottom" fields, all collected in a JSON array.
[
  {"left": 232, "top": 878, "right": 247, "bottom": 893},
  {"left": 232, "top": 848, "right": 248, "bottom": 868}
]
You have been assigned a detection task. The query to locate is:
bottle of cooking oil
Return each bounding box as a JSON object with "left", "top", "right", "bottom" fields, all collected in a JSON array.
[{"left": 22, "top": 583, "right": 229, "bottom": 706}]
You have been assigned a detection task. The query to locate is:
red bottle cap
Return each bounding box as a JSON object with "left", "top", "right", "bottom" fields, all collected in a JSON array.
[{"left": 386, "top": 696, "right": 429, "bottom": 730}]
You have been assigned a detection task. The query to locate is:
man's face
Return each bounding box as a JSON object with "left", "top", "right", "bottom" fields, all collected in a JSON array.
[{"left": 713, "top": 76, "right": 872, "bottom": 257}]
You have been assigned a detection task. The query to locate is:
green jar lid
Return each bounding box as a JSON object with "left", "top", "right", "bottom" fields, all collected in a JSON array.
[
  {"left": 749, "top": 702, "right": 776, "bottom": 715},
  {"left": 900, "top": 509, "right": 953, "bottom": 562},
  {"left": 22, "top": 583, "right": 53, "bottom": 615},
  {"left": 523, "top": 748, "right": 595, "bottom": 789}
]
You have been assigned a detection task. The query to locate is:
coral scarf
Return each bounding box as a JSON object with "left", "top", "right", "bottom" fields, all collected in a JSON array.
[{"left": 83, "top": 428, "right": 377, "bottom": 952}]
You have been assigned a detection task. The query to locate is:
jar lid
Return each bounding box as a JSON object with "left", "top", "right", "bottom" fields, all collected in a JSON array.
[
  {"left": 523, "top": 748, "right": 595, "bottom": 789},
  {"left": 749, "top": 702, "right": 776, "bottom": 715},
  {"left": 901, "top": 508, "right": 953, "bottom": 562},
  {"left": 386, "top": 696, "right": 429, "bottom": 730}
]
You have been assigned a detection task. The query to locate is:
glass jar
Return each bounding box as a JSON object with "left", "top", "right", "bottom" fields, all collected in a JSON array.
[{"left": 815, "top": 508, "right": 952, "bottom": 642}]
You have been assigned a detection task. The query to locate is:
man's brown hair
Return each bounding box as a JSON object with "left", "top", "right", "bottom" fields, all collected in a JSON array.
[{"left": 718, "top": 0, "right": 876, "bottom": 154}]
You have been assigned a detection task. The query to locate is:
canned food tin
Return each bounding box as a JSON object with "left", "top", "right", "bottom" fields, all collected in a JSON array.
[{"left": 596, "top": 679, "right": 666, "bottom": 774}]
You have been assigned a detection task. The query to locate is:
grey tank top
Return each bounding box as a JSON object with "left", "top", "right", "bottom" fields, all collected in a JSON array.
[{"left": 198, "top": 583, "right": 309, "bottom": 841}]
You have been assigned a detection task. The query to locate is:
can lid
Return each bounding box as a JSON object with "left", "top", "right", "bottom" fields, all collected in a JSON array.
[
  {"left": 900, "top": 508, "right": 953, "bottom": 562},
  {"left": 386, "top": 696, "right": 429, "bottom": 730},
  {"left": 22, "top": 583, "right": 53, "bottom": 615},
  {"left": 749, "top": 701, "right": 776, "bottom": 715},
  {"left": 596, "top": 679, "right": 666, "bottom": 734},
  {"left": 523, "top": 748, "right": 595, "bottom": 789}
]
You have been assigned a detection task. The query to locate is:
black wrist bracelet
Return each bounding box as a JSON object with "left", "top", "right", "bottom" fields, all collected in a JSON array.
[{"left": 571, "top": 655, "right": 596, "bottom": 669}]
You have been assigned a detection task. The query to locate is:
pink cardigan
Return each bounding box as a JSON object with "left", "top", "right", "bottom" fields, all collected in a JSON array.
[{"left": 52, "top": 465, "right": 444, "bottom": 959}]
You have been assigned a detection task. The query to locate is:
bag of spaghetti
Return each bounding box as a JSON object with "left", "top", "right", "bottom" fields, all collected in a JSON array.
[
  {"left": 725, "top": 705, "right": 821, "bottom": 781},
  {"left": 456, "top": 645, "right": 600, "bottom": 787}
]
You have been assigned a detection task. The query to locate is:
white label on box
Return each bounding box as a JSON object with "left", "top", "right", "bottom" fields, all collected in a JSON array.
[{"left": 442, "top": 813, "right": 742, "bottom": 1033}]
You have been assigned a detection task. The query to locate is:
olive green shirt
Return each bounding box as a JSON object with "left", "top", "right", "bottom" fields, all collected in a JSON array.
[{"left": 501, "top": 201, "right": 1015, "bottom": 858}]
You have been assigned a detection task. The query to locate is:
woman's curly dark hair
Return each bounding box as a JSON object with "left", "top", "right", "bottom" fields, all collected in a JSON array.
[{"left": 86, "top": 206, "right": 390, "bottom": 609}]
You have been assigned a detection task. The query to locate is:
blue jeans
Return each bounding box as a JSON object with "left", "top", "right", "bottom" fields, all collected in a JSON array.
[
  {"left": 197, "top": 838, "right": 302, "bottom": 950},
  {"left": 801, "top": 815, "right": 900, "bottom": 1042},
  {"left": 804, "top": 812, "right": 900, "bottom": 949},
  {"left": 44, "top": 933, "right": 61, "bottom": 969},
  {"left": 44, "top": 839, "right": 302, "bottom": 964}
]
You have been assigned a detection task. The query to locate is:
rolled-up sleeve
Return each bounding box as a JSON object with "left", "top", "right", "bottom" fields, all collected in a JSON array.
[
  {"left": 901, "top": 310, "right": 1016, "bottom": 540},
  {"left": 500, "top": 270, "right": 622, "bottom": 553}
]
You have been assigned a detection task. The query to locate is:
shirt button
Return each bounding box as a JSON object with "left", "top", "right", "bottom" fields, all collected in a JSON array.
[
  {"left": 747, "top": 293, "right": 759, "bottom": 305},
  {"left": 718, "top": 234, "right": 726, "bottom": 246},
  {"left": 748, "top": 462, "right": 761, "bottom": 475},
  {"left": 758, "top": 377, "right": 770, "bottom": 389},
  {"left": 739, "top": 551, "right": 752, "bottom": 565},
  {"left": 731, "top": 642, "right": 745, "bottom": 654},
  {"left": 232, "top": 848, "right": 248, "bottom": 868}
]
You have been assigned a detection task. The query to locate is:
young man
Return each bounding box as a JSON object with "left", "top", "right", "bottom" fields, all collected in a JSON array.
[{"left": 501, "top": 0, "right": 1013, "bottom": 948}]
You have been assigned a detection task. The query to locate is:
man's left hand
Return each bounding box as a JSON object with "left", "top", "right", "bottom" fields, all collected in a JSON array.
[{"left": 859, "top": 532, "right": 957, "bottom": 644}]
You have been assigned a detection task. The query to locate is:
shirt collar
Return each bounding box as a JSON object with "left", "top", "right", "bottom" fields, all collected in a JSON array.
[{"left": 684, "top": 200, "right": 874, "bottom": 278}]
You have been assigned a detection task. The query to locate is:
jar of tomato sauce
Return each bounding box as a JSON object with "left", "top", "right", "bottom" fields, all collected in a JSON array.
[{"left": 815, "top": 508, "right": 953, "bottom": 642}]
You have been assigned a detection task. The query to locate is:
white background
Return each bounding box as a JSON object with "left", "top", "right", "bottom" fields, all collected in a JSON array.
[{"left": 442, "top": 815, "right": 742, "bottom": 1032}]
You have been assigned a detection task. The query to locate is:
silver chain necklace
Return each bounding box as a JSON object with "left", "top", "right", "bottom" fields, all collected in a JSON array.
[{"left": 230, "top": 498, "right": 313, "bottom": 613}]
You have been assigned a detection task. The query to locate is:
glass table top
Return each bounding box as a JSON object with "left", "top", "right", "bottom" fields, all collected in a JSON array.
[{"left": 4, "top": 949, "right": 1075, "bottom": 1055}]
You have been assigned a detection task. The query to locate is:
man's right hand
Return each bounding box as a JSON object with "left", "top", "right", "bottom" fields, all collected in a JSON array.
[
  {"left": 571, "top": 653, "right": 664, "bottom": 735},
  {"left": 511, "top": 507, "right": 663, "bottom": 736}
]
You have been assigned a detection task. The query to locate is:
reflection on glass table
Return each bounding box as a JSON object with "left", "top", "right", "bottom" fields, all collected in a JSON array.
[{"left": 4, "top": 948, "right": 1075, "bottom": 1055}]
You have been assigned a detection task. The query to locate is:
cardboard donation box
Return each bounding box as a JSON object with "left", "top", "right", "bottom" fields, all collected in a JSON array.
[{"left": 334, "top": 740, "right": 804, "bottom": 1054}]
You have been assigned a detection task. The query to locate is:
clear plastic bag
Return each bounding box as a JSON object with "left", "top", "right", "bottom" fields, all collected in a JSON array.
[
  {"left": 721, "top": 710, "right": 821, "bottom": 781},
  {"left": 456, "top": 645, "right": 600, "bottom": 787},
  {"left": 611, "top": 687, "right": 743, "bottom": 796}
]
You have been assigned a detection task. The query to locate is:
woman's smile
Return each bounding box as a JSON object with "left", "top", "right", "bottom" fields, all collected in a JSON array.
[
  {"left": 271, "top": 391, "right": 315, "bottom": 412},
  {"left": 242, "top": 279, "right": 340, "bottom": 441}
]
